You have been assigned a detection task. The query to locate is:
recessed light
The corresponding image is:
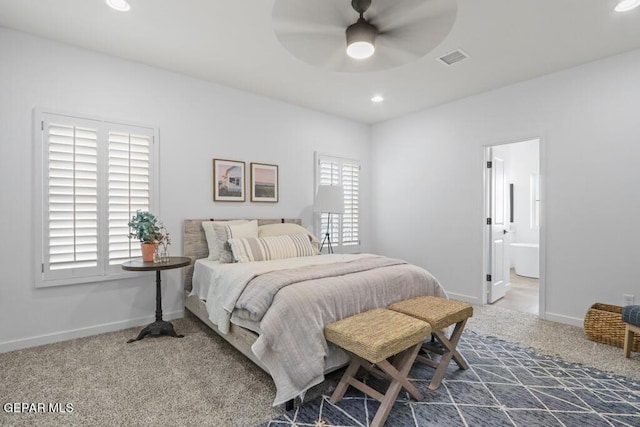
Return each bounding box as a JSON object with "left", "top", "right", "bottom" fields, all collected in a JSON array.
[
  {"left": 371, "top": 95, "right": 384, "bottom": 103},
  {"left": 615, "top": 0, "right": 640, "bottom": 12},
  {"left": 106, "top": 0, "right": 131, "bottom": 12}
]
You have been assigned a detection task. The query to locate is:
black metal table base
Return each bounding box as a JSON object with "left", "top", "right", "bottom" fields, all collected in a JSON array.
[
  {"left": 127, "top": 320, "right": 184, "bottom": 343},
  {"left": 285, "top": 399, "right": 294, "bottom": 411},
  {"left": 121, "top": 257, "right": 191, "bottom": 344}
]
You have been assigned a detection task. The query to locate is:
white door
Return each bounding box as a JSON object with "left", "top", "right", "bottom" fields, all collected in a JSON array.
[{"left": 487, "top": 150, "right": 510, "bottom": 303}]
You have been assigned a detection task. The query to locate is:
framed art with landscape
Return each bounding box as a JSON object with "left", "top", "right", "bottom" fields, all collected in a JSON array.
[
  {"left": 213, "top": 159, "right": 245, "bottom": 202},
  {"left": 250, "top": 163, "right": 278, "bottom": 202}
]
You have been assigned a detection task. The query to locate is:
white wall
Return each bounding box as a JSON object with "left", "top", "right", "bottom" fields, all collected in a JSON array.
[
  {"left": 371, "top": 48, "right": 640, "bottom": 325},
  {"left": 0, "top": 28, "right": 371, "bottom": 352},
  {"left": 4, "top": 25, "right": 640, "bottom": 349}
]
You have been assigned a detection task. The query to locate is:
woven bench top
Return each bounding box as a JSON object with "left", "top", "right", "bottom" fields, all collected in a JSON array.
[
  {"left": 324, "top": 308, "right": 431, "bottom": 364},
  {"left": 388, "top": 296, "right": 473, "bottom": 330}
]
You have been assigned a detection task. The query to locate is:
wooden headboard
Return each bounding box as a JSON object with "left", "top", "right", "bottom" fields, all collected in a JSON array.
[{"left": 182, "top": 218, "right": 302, "bottom": 291}]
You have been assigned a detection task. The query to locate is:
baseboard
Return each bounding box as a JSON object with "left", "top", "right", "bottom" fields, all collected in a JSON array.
[
  {"left": 0, "top": 310, "right": 184, "bottom": 354},
  {"left": 447, "top": 292, "right": 480, "bottom": 305},
  {"left": 543, "top": 311, "right": 584, "bottom": 327}
]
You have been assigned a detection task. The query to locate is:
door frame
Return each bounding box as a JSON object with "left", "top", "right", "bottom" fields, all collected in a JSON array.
[{"left": 481, "top": 137, "right": 546, "bottom": 319}]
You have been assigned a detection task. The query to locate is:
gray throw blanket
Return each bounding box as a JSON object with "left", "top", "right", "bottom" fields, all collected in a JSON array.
[
  {"left": 233, "top": 256, "right": 447, "bottom": 406},
  {"left": 235, "top": 256, "right": 408, "bottom": 321}
]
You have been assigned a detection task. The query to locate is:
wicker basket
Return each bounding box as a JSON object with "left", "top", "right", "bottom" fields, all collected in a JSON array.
[{"left": 584, "top": 303, "right": 640, "bottom": 351}]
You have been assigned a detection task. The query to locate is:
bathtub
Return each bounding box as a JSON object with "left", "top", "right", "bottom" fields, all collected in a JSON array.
[{"left": 510, "top": 243, "right": 539, "bottom": 279}]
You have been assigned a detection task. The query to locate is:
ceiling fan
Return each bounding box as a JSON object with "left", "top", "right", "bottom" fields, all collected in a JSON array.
[
  {"left": 345, "top": 0, "right": 378, "bottom": 59},
  {"left": 272, "top": 0, "right": 458, "bottom": 72}
]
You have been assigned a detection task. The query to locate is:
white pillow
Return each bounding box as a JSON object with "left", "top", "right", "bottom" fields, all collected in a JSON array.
[
  {"left": 220, "top": 220, "right": 258, "bottom": 262},
  {"left": 202, "top": 220, "right": 248, "bottom": 261},
  {"left": 228, "top": 234, "right": 319, "bottom": 263},
  {"left": 257, "top": 223, "right": 319, "bottom": 245}
]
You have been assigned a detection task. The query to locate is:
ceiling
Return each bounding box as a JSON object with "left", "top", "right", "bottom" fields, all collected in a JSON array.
[{"left": 1, "top": 0, "right": 639, "bottom": 124}]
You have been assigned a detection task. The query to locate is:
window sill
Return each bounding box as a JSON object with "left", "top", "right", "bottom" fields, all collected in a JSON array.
[{"left": 35, "top": 270, "right": 148, "bottom": 289}]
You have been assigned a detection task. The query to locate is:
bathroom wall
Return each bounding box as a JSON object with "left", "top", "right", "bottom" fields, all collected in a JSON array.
[
  {"left": 507, "top": 139, "right": 540, "bottom": 246},
  {"left": 493, "top": 140, "right": 540, "bottom": 270}
]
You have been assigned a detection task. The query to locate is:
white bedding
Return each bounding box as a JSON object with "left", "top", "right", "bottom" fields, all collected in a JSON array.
[{"left": 190, "top": 259, "right": 221, "bottom": 300}]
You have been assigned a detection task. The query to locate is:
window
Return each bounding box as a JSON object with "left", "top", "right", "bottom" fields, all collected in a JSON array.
[
  {"left": 315, "top": 153, "right": 360, "bottom": 251},
  {"left": 34, "top": 110, "right": 158, "bottom": 287}
]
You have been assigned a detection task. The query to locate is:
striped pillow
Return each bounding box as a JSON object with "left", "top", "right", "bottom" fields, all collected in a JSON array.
[
  {"left": 227, "top": 234, "right": 319, "bottom": 263},
  {"left": 202, "top": 220, "right": 248, "bottom": 261}
]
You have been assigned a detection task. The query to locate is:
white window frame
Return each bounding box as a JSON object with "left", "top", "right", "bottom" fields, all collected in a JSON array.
[
  {"left": 314, "top": 152, "right": 361, "bottom": 253},
  {"left": 33, "top": 108, "right": 159, "bottom": 288}
]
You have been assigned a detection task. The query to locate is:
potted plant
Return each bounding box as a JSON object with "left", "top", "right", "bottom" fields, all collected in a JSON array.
[{"left": 128, "top": 211, "right": 162, "bottom": 262}]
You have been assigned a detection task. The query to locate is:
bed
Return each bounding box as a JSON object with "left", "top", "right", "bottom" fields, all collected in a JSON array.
[{"left": 183, "top": 218, "right": 447, "bottom": 406}]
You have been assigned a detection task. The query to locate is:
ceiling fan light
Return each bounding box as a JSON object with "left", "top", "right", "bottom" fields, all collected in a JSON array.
[
  {"left": 346, "top": 19, "right": 377, "bottom": 59},
  {"left": 347, "top": 42, "right": 375, "bottom": 59},
  {"left": 615, "top": 0, "right": 640, "bottom": 11}
]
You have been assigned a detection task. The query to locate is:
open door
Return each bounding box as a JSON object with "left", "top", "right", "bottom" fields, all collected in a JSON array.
[{"left": 486, "top": 149, "right": 510, "bottom": 303}]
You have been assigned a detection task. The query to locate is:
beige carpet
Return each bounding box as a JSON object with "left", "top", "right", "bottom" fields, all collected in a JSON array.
[
  {"left": 467, "top": 304, "right": 640, "bottom": 382},
  {"left": 0, "top": 316, "right": 280, "bottom": 426},
  {"left": 1, "top": 307, "right": 638, "bottom": 426}
]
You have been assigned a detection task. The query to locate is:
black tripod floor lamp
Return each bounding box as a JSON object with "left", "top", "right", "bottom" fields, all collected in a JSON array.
[{"left": 314, "top": 185, "right": 345, "bottom": 254}]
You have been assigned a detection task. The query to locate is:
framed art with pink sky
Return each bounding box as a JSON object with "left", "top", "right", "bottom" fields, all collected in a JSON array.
[{"left": 250, "top": 163, "right": 278, "bottom": 202}]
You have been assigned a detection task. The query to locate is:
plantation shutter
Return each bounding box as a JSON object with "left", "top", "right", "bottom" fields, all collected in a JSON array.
[
  {"left": 44, "top": 119, "right": 101, "bottom": 279},
  {"left": 37, "top": 111, "right": 157, "bottom": 287},
  {"left": 341, "top": 162, "right": 359, "bottom": 246},
  {"left": 108, "top": 130, "right": 153, "bottom": 267},
  {"left": 315, "top": 153, "right": 360, "bottom": 250}
]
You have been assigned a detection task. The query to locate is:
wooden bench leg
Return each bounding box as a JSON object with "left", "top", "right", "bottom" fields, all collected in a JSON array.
[
  {"left": 330, "top": 343, "right": 423, "bottom": 427},
  {"left": 370, "top": 343, "right": 422, "bottom": 427},
  {"left": 417, "top": 318, "right": 469, "bottom": 391},
  {"left": 378, "top": 344, "right": 423, "bottom": 401},
  {"left": 330, "top": 357, "right": 363, "bottom": 404},
  {"left": 624, "top": 324, "right": 640, "bottom": 358},
  {"left": 445, "top": 319, "right": 469, "bottom": 370}
]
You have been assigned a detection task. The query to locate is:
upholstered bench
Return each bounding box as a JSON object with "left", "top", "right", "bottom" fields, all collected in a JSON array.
[
  {"left": 622, "top": 305, "right": 640, "bottom": 358},
  {"left": 388, "top": 296, "right": 473, "bottom": 390},
  {"left": 324, "top": 308, "right": 431, "bottom": 427}
]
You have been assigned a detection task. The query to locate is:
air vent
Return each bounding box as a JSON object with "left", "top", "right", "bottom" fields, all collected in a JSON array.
[{"left": 438, "top": 49, "right": 469, "bottom": 66}]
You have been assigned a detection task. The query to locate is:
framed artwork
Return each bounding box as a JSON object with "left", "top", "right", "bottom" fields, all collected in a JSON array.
[
  {"left": 213, "top": 159, "right": 245, "bottom": 202},
  {"left": 250, "top": 163, "right": 278, "bottom": 203}
]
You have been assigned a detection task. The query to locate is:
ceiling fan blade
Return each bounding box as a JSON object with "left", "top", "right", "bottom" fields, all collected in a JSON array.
[
  {"left": 369, "top": 0, "right": 434, "bottom": 25},
  {"left": 377, "top": 14, "right": 456, "bottom": 57},
  {"left": 373, "top": 45, "right": 423, "bottom": 69},
  {"left": 372, "top": 0, "right": 456, "bottom": 34},
  {"left": 338, "top": 45, "right": 419, "bottom": 73},
  {"left": 274, "top": 20, "right": 344, "bottom": 37},
  {"left": 276, "top": 32, "right": 347, "bottom": 69},
  {"left": 375, "top": 35, "right": 428, "bottom": 60},
  {"left": 273, "top": 0, "right": 353, "bottom": 30},
  {"left": 323, "top": 48, "right": 355, "bottom": 71}
]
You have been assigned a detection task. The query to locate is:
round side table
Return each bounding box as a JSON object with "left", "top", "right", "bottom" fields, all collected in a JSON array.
[{"left": 122, "top": 256, "right": 191, "bottom": 343}]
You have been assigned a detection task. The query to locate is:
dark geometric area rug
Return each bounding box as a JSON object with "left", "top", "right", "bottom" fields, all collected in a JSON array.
[{"left": 260, "top": 331, "right": 640, "bottom": 426}]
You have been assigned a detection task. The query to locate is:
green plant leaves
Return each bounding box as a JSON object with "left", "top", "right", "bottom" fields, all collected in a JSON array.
[{"left": 127, "top": 210, "right": 162, "bottom": 243}]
